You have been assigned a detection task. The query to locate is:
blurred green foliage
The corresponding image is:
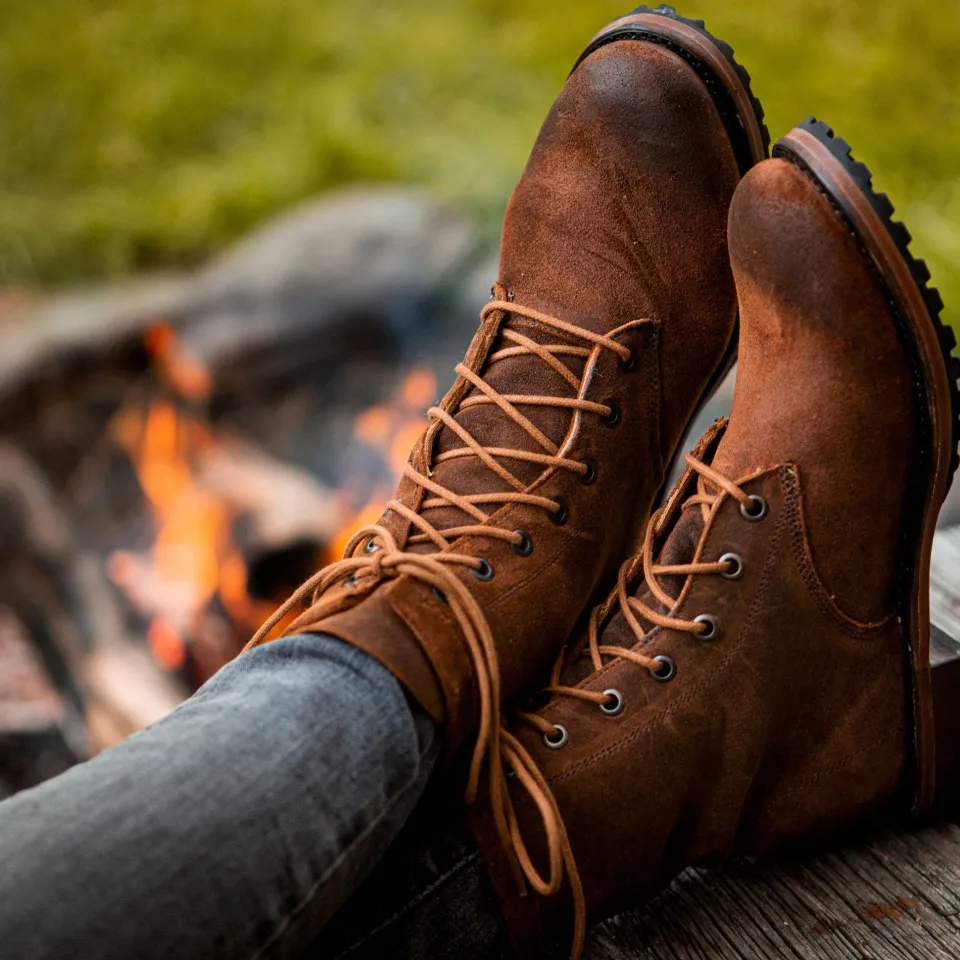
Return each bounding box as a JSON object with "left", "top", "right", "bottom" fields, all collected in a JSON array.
[{"left": 0, "top": 0, "right": 957, "bottom": 329}]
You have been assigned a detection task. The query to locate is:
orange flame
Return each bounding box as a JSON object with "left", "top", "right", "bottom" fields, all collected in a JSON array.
[
  {"left": 144, "top": 323, "right": 212, "bottom": 400},
  {"left": 326, "top": 366, "right": 437, "bottom": 560},
  {"left": 109, "top": 324, "right": 290, "bottom": 678},
  {"left": 148, "top": 618, "right": 187, "bottom": 671},
  {"left": 109, "top": 323, "right": 437, "bottom": 681}
]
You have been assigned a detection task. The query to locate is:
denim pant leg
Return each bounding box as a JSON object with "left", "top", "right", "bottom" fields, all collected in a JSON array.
[
  {"left": 314, "top": 778, "right": 513, "bottom": 960},
  {"left": 0, "top": 634, "right": 438, "bottom": 960}
]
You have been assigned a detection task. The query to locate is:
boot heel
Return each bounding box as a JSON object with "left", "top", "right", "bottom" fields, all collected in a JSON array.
[{"left": 931, "top": 623, "right": 960, "bottom": 812}]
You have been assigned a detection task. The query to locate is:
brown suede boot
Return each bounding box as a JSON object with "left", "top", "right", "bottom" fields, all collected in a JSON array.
[
  {"left": 247, "top": 6, "right": 766, "bottom": 787},
  {"left": 470, "top": 119, "right": 960, "bottom": 958}
]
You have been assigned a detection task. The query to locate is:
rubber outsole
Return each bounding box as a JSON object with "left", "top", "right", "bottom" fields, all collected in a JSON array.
[
  {"left": 774, "top": 117, "right": 960, "bottom": 815},
  {"left": 573, "top": 5, "right": 769, "bottom": 503}
]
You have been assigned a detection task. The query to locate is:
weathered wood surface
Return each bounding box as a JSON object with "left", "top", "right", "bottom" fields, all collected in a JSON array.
[
  {"left": 584, "top": 523, "right": 960, "bottom": 960},
  {"left": 587, "top": 823, "right": 960, "bottom": 959}
]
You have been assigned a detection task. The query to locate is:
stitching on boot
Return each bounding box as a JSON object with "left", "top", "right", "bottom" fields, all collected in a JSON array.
[{"left": 779, "top": 464, "right": 895, "bottom": 639}]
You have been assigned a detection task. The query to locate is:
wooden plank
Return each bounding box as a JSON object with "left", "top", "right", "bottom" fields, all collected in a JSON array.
[{"left": 587, "top": 824, "right": 960, "bottom": 959}]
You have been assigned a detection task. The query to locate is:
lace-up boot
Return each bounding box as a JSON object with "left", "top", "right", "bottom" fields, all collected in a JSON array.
[{"left": 470, "top": 121, "right": 960, "bottom": 959}]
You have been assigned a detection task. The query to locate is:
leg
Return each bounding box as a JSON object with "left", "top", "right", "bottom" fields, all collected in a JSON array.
[{"left": 0, "top": 634, "right": 438, "bottom": 960}]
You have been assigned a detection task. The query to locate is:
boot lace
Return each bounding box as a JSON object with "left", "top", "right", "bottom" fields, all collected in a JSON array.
[
  {"left": 498, "top": 454, "right": 758, "bottom": 959},
  {"left": 246, "top": 295, "right": 639, "bottom": 914}
]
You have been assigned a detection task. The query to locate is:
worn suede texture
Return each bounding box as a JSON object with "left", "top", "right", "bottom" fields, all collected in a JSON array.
[
  {"left": 471, "top": 157, "right": 930, "bottom": 955},
  {"left": 715, "top": 158, "right": 917, "bottom": 623},
  {"left": 287, "top": 35, "right": 745, "bottom": 752}
]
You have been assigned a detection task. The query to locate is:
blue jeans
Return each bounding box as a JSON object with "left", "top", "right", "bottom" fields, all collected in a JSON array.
[{"left": 0, "top": 635, "right": 508, "bottom": 959}]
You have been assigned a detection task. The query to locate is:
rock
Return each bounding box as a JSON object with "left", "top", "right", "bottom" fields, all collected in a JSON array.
[
  {"left": 176, "top": 187, "right": 479, "bottom": 372},
  {"left": 0, "top": 276, "right": 186, "bottom": 404},
  {"left": 0, "top": 188, "right": 480, "bottom": 402}
]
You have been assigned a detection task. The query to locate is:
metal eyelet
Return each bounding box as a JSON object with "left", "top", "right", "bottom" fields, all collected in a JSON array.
[
  {"left": 602, "top": 401, "right": 621, "bottom": 427},
  {"left": 511, "top": 531, "right": 533, "bottom": 557},
  {"left": 543, "top": 724, "right": 569, "bottom": 749},
  {"left": 364, "top": 539, "right": 380, "bottom": 554},
  {"left": 740, "top": 494, "right": 768, "bottom": 522},
  {"left": 619, "top": 350, "right": 636, "bottom": 373},
  {"left": 719, "top": 552, "right": 744, "bottom": 580},
  {"left": 650, "top": 655, "right": 676, "bottom": 682},
  {"left": 579, "top": 460, "right": 597, "bottom": 485},
  {"left": 599, "top": 688, "right": 625, "bottom": 716},
  {"left": 694, "top": 614, "right": 722, "bottom": 641},
  {"left": 343, "top": 574, "right": 358, "bottom": 588},
  {"left": 470, "top": 558, "right": 494, "bottom": 581},
  {"left": 549, "top": 498, "right": 569, "bottom": 525}
]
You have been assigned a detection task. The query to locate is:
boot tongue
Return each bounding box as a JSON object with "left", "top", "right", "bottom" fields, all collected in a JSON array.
[
  {"left": 640, "top": 504, "right": 707, "bottom": 607},
  {"left": 555, "top": 419, "right": 728, "bottom": 685},
  {"left": 558, "top": 502, "right": 707, "bottom": 685},
  {"left": 408, "top": 302, "right": 592, "bottom": 550}
]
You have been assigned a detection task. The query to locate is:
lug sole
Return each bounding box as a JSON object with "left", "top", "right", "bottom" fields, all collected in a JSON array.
[
  {"left": 774, "top": 118, "right": 960, "bottom": 815},
  {"left": 575, "top": 4, "right": 770, "bottom": 502}
]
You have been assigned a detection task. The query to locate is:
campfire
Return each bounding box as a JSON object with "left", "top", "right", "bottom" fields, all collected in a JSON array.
[
  {"left": 103, "top": 322, "right": 437, "bottom": 688},
  {"left": 0, "top": 321, "right": 444, "bottom": 796}
]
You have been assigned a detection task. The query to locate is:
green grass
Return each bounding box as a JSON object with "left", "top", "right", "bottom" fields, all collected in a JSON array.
[{"left": 0, "top": 0, "right": 958, "bottom": 331}]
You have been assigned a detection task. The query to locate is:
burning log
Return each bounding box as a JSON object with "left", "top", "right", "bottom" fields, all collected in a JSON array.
[
  {"left": 0, "top": 609, "right": 86, "bottom": 800},
  {"left": 196, "top": 438, "right": 342, "bottom": 556},
  {"left": 82, "top": 639, "right": 185, "bottom": 753},
  {"left": 106, "top": 400, "right": 347, "bottom": 685},
  {"left": 0, "top": 446, "right": 92, "bottom": 795},
  {"left": 101, "top": 333, "right": 442, "bottom": 682}
]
